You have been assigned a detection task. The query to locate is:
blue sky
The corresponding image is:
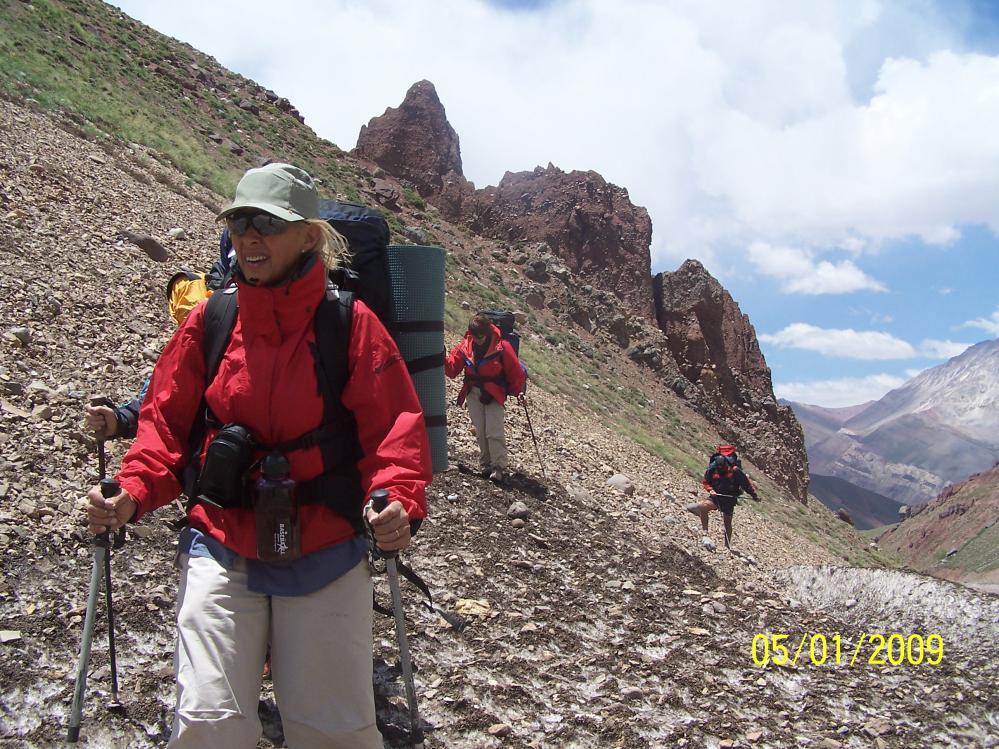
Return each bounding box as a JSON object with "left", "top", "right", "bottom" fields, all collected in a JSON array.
[{"left": 108, "top": 0, "right": 999, "bottom": 407}]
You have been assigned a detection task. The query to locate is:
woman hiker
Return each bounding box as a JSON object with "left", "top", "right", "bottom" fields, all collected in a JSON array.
[
  {"left": 85, "top": 162, "right": 431, "bottom": 748},
  {"left": 445, "top": 313, "right": 526, "bottom": 482}
]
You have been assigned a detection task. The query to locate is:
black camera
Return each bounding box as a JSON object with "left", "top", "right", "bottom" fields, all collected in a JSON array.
[{"left": 197, "top": 424, "right": 255, "bottom": 509}]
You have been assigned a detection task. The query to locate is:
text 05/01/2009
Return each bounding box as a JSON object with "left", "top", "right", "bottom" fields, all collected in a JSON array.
[{"left": 750, "top": 633, "right": 944, "bottom": 667}]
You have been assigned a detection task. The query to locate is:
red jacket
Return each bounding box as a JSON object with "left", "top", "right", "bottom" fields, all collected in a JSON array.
[
  {"left": 117, "top": 258, "right": 430, "bottom": 558},
  {"left": 444, "top": 324, "right": 526, "bottom": 406}
]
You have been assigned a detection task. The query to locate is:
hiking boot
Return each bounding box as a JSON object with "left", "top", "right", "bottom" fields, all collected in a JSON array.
[
  {"left": 479, "top": 466, "right": 492, "bottom": 478},
  {"left": 488, "top": 468, "right": 504, "bottom": 483}
]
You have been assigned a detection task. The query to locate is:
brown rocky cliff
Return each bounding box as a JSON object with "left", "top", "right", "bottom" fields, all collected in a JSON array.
[
  {"left": 355, "top": 82, "right": 655, "bottom": 320},
  {"left": 655, "top": 260, "right": 809, "bottom": 502},
  {"left": 353, "top": 79, "right": 462, "bottom": 196},
  {"left": 461, "top": 165, "right": 655, "bottom": 320}
]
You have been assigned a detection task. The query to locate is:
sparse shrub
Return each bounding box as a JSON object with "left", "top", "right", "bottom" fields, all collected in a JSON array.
[{"left": 402, "top": 187, "right": 425, "bottom": 210}]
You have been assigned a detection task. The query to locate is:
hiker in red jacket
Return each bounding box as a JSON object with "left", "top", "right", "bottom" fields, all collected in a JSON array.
[
  {"left": 686, "top": 444, "right": 759, "bottom": 549},
  {"left": 445, "top": 313, "right": 526, "bottom": 482},
  {"left": 85, "top": 163, "right": 430, "bottom": 748}
]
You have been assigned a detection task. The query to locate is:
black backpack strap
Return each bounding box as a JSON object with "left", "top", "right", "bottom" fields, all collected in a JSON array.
[
  {"left": 203, "top": 287, "right": 239, "bottom": 378},
  {"left": 313, "top": 284, "right": 353, "bottom": 462},
  {"left": 309, "top": 285, "right": 365, "bottom": 532},
  {"left": 406, "top": 350, "right": 446, "bottom": 376},
  {"left": 182, "top": 287, "right": 239, "bottom": 499}
]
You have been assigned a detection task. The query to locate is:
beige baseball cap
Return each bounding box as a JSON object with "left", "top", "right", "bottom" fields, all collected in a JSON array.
[{"left": 217, "top": 163, "right": 319, "bottom": 222}]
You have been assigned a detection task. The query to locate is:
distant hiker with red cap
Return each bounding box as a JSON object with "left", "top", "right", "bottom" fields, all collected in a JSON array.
[
  {"left": 445, "top": 313, "right": 526, "bottom": 483},
  {"left": 686, "top": 444, "right": 759, "bottom": 549}
]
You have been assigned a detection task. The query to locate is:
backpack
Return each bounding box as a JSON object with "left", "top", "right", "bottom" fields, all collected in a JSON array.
[
  {"left": 167, "top": 237, "right": 239, "bottom": 326},
  {"left": 707, "top": 445, "right": 741, "bottom": 479},
  {"left": 318, "top": 200, "right": 448, "bottom": 472},
  {"left": 166, "top": 270, "right": 212, "bottom": 326},
  {"left": 320, "top": 200, "right": 393, "bottom": 321},
  {"left": 478, "top": 308, "right": 529, "bottom": 394}
]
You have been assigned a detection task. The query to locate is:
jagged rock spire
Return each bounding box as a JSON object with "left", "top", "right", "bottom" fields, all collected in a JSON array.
[{"left": 353, "top": 80, "right": 463, "bottom": 196}]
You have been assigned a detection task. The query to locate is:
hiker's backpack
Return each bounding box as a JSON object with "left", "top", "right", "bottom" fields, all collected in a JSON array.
[
  {"left": 318, "top": 200, "right": 448, "bottom": 472},
  {"left": 320, "top": 200, "right": 393, "bottom": 321},
  {"left": 478, "top": 308, "right": 529, "bottom": 394},
  {"left": 167, "top": 240, "right": 238, "bottom": 326},
  {"left": 166, "top": 270, "right": 212, "bottom": 326},
  {"left": 707, "top": 449, "right": 740, "bottom": 480}
]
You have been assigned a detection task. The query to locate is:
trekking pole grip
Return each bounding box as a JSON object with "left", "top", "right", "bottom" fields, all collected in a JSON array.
[
  {"left": 97, "top": 479, "right": 120, "bottom": 548},
  {"left": 367, "top": 489, "right": 398, "bottom": 559},
  {"left": 370, "top": 488, "right": 390, "bottom": 513}
]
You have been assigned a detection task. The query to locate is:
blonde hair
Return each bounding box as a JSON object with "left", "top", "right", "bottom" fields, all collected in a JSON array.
[{"left": 306, "top": 219, "right": 351, "bottom": 270}]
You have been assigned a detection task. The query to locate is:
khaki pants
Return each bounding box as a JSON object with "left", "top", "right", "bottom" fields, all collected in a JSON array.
[
  {"left": 169, "top": 555, "right": 381, "bottom": 749},
  {"left": 466, "top": 386, "right": 507, "bottom": 469}
]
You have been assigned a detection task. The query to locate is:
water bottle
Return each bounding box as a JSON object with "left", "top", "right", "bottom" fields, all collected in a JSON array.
[{"left": 254, "top": 453, "right": 300, "bottom": 562}]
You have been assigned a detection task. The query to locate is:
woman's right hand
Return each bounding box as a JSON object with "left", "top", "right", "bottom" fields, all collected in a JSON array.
[
  {"left": 85, "top": 404, "right": 118, "bottom": 441},
  {"left": 86, "top": 484, "right": 137, "bottom": 534}
]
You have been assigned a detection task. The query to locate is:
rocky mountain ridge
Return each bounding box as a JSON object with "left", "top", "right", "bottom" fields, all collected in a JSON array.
[
  {"left": 654, "top": 260, "right": 807, "bottom": 501},
  {"left": 355, "top": 80, "right": 808, "bottom": 502},
  {"left": 793, "top": 339, "right": 999, "bottom": 505}
]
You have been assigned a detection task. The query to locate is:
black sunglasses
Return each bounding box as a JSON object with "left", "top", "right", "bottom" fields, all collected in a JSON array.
[{"left": 225, "top": 211, "right": 290, "bottom": 237}]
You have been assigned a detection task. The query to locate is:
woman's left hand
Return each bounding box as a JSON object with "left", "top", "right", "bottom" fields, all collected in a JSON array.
[{"left": 365, "top": 499, "right": 411, "bottom": 552}]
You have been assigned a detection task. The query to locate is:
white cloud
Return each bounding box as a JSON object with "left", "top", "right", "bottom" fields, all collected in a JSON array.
[
  {"left": 107, "top": 0, "right": 999, "bottom": 276},
  {"left": 747, "top": 242, "right": 886, "bottom": 294},
  {"left": 760, "top": 323, "right": 916, "bottom": 359},
  {"left": 776, "top": 373, "right": 907, "bottom": 408},
  {"left": 761, "top": 325, "right": 969, "bottom": 360},
  {"left": 963, "top": 306, "right": 999, "bottom": 336},
  {"left": 689, "top": 49, "right": 999, "bottom": 262},
  {"left": 918, "top": 339, "right": 973, "bottom": 359}
]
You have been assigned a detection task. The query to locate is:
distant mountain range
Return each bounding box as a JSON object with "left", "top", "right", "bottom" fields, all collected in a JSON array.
[{"left": 787, "top": 338, "right": 999, "bottom": 510}]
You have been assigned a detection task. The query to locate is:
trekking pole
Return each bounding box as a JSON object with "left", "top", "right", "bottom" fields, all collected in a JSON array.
[
  {"left": 92, "top": 396, "right": 125, "bottom": 708},
  {"left": 67, "top": 477, "right": 120, "bottom": 742},
  {"left": 518, "top": 395, "right": 548, "bottom": 483},
  {"left": 369, "top": 489, "right": 424, "bottom": 749}
]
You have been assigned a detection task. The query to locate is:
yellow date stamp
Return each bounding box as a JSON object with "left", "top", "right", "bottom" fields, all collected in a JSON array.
[{"left": 751, "top": 633, "right": 944, "bottom": 667}]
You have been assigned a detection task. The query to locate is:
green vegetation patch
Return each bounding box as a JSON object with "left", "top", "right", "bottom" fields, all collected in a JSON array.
[
  {"left": 0, "top": 0, "right": 360, "bottom": 202},
  {"left": 937, "top": 522, "right": 999, "bottom": 575}
]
